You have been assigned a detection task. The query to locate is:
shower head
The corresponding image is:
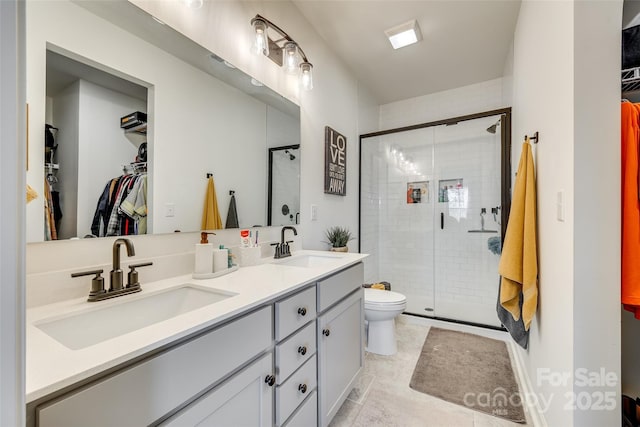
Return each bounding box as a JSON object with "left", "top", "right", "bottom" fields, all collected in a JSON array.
[
  {"left": 486, "top": 119, "right": 501, "bottom": 134},
  {"left": 284, "top": 150, "right": 296, "bottom": 160}
]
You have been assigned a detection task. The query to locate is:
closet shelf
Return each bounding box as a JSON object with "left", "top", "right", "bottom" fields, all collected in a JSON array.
[
  {"left": 622, "top": 67, "right": 640, "bottom": 93},
  {"left": 124, "top": 122, "right": 147, "bottom": 135}
]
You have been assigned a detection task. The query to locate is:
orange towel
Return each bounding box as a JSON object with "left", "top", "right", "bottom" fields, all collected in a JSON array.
[
  {"left": 621, "top": 102, "right": 640, "bottom": 318},
  {"left": 498, "top": 139, "right": 538, "bottom": 331},
  {"left": 201, "top": 176, "right": 223, "bottom": 230}
]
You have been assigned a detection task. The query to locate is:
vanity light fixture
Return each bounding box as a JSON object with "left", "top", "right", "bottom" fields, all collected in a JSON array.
[
  {"left": 385, "top": 19, "right": 422, "bottom": 50},
  {"left": 250, "top": 14, "right": 314, "bottom": 90}
]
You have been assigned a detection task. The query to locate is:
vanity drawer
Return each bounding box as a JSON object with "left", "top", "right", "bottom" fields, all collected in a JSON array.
[
  {"left": 37, "top": 306, "right": 273, "bottom": 427},
  {"left": 276, "top": 321, "right": 316, "bottom": 384},
  {"left": 275, "top": 286, "right": 316, "bottom": 341},
  {"left": 276, "top": 355, "right": 317, "bottom": 426},
  {"left": 317, "top": 263, "right": 363, "bottom": 313},
  {"left": 283, "top": 391, "right": 317, "bottom": 427}
]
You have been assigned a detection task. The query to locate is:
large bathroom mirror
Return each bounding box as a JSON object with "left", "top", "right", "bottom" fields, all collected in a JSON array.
[{"left": 26, "top": 0, "right": 301, "bottom": 243}]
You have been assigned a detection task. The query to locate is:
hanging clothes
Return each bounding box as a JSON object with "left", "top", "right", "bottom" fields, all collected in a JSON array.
[
  {"left": 44, "top": 178, "right": 58, "bottom": 240},
  {"left": 498, "top": 138, "right": 538, "bottom": 332},
  {"left": 91, "top": 173, "right": 147, "bottom": 237},
  {"left": 621, "top": 102, "right": 640, "bottom": 318}
]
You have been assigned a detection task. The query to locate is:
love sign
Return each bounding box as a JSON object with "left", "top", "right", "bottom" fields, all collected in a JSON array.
[{"left": 324, "top": 126, "right": 347, "bottom": 196}]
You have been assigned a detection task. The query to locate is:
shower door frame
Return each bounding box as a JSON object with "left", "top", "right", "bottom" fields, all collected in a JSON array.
[{"left": 358, "top": 107, "right": 512, "bottom": 327}]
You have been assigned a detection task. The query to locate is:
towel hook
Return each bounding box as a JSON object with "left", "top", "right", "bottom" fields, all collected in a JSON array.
[
  {"left": 229, "top": 190, "right": 235, "bottom": 196},
  {"left": 525, "top": 131, "right": 539, "bottom": 144},
  {"left": 206, "top": 173, "right": 213, "bottom": 178}
]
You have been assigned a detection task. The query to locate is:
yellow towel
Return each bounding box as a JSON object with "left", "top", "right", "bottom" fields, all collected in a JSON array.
[
  {"left": 498, "top": 139, "right": 538, "bottom": 331},
  {"left": 26, "top": 184, "right": 38, "bottom": 203},
  {"left": 201, "top": 176, "right": 223, "bottom": 230}
]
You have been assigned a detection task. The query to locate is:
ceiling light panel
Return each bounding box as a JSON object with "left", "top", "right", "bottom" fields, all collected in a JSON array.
[{"left": 385, "top": 19, "right": 422, "bottom": 50}]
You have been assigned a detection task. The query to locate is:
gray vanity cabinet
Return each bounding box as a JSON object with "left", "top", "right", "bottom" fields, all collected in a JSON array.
[
  {"left": 35, "top": 306, "right": 273, "bottom": 427},
  {"left": 316, "top": 263, "right": 365, "bottom": 427},
  {"left": 161, "top": 353, "right": 273, "bottom": 426},
  {"left": 31, "top": 261, "right": 365, "bottom": 427}
]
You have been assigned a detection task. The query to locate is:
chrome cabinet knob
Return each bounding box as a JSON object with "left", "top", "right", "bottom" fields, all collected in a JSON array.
[
  {"left": 322, "top": 329, "right": 330, "bottom": 337},
  {"left": 298, "top": 383, "right": 307, "bottom": 394},
  {"left": 298, "top": 346, "right": 307, "bottom": 355},
  {"left": 297, "top": 307, "right": 307, "bottom": 316}
]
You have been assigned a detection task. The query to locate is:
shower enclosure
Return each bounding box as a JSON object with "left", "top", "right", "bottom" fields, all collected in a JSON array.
[{"left": 359, "top": 109, "right": 511, "bottom": 328}]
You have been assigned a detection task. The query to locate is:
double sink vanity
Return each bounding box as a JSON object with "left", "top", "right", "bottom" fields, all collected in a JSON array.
[{"left": 26, "top": 249, "right": 367, "bottom": 427}]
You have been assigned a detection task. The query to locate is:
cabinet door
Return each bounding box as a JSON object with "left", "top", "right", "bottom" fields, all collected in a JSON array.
[
  {"left": 317, "top": 289, "right": 364, "bottom": 427},
  {"left": 161, "top": 353, "right": 274, "bottom": 427}
]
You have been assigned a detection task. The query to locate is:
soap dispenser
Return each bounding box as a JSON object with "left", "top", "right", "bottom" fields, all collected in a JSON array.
[{"left": 195, "top": 231, "right": 216, "bottom": 275}]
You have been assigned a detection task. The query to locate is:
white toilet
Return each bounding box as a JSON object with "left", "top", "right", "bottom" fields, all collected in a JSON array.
[{"left": 364, "top": 288, "right": 407, "bottom": 356}]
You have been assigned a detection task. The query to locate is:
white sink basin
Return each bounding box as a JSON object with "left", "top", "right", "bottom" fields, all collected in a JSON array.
[
  {"left": 35, "top": 285, "right": 237, "bottom": 350},
  {"left": 276, "top": 254, "right": 341, "bottom": 268}
]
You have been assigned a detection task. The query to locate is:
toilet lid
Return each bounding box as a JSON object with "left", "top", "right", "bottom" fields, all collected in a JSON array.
[{"left": 364, "top": 288, "right": 406, "bottom": 304}]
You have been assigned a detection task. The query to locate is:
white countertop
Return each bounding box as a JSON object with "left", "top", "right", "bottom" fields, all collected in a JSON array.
[{"left": 26, "top": 250, "right": 367, "bottom": 403}]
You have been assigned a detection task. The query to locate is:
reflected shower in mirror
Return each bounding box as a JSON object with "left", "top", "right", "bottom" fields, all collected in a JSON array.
[{"left": 268, "top": 145, "right": 300, "bottom": 226}]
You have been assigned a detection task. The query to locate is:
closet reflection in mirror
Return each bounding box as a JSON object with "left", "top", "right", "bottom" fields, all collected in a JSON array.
[
  {"left": 45, "top": 50, "right": 149, "bottom": 240},
  {"left": 26, "top": 0, "right": 301, "bottom": 243}
]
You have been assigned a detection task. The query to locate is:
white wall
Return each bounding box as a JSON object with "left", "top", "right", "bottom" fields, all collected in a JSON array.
[
  {"left": 26, "top": 0, "right": 271, "bottom": 241},
  {"left": 52, "top": 81, "right": 80, "bottom": 239},
  {"left": 0, "top": 0, "right": 26, "bottom": 424},
  {"left": 379, "top": 77, "right": 506, "bottom": 130},
  {"left": 510, "top": 1, "right": 622, "bottom": 425}
]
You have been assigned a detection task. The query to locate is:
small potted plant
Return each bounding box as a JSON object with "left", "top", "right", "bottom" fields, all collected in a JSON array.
[{"left": 325, "top": 226, "right": 353, "bottom": 252}]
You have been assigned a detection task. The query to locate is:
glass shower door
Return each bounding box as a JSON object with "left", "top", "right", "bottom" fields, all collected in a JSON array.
[
  {"left": 360, "top": 128, "right": 436, "bottom": 316},
  {"left": 432, "top": 116, "right": 503, "bottom": 327}
]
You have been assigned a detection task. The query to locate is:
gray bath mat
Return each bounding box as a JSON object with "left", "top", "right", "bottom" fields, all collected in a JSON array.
[{"left": 409, "top": 327, "right": 526, "bottom": 423}]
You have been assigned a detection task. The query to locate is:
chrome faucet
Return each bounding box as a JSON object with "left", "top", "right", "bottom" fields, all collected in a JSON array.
[
  {"left": 273, "top": 226, "right": 297, "bottom": 259},
  {"left": 71, "top": 237, "right": 152, "bottom": 302},
  {"left": 111, "top": 238, "right": 135, "bottom": 291}
]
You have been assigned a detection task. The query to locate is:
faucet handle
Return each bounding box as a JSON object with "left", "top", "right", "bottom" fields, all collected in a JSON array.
[
  {"left": 127, "top": 262, "right": 153, "bottom": 288},
  {"left": 71, "top": 269, "right": 106, "bottom": 301}
]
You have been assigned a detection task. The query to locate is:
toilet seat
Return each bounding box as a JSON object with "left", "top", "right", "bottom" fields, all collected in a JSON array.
[{"left": 364, "top": 289, "right": 406, "bottom": 310}]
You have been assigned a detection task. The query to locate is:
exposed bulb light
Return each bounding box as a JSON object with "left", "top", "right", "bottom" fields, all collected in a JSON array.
[
  {"left": 250, "top": 14, "right": 314, "bottom": 91},
  {"left": 250, "top": 78, "right": 264, "bottom": 87},
  {"left": 300, "top": 62, "right": 313, "bottom": 91},
  {"left": 182, "top": 0, "right": 203, "bottom": 9},
  {"left": 284, "top": 41, "right": 299, "bottom": 75},
  {"left": 252, "top": 18, "right": 269, "bottom": 56},
  {"left": 152, "top": 16, "right": 166, "bottom": 25},
  {"left": 385, "top": 19, "right": 422, "bottom": 50},
  {"left": 223, "top": 60, "right": 236, "bottom": 69}
]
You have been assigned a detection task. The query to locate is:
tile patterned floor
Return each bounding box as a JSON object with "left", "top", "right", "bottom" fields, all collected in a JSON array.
[{"left": 329, "top": 315, "right": 532, "bottom": 427}]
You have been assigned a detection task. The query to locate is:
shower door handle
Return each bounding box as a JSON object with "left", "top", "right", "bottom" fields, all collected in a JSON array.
[{"left": 440, "top": 212, "right": 444, "bottom": 230}]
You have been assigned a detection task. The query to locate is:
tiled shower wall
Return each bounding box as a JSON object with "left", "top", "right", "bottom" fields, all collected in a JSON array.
[{"left": 361, "top": 122, "right": 502, "bottom": 327}]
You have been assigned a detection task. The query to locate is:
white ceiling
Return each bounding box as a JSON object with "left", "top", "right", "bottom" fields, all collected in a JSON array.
[{"left": 292, "top": 0, "right": 522, "bottom": 104}]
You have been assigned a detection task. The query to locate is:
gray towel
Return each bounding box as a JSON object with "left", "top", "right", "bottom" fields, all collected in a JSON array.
[
  {"left": 225, "top": 194, "right": 239, "bottom": 229},
  {"left": 488, "top": 236, "right": 502, "bottom": 255},
  {"left": 497, "top": 278, "right": 529, "bottom": 349}
]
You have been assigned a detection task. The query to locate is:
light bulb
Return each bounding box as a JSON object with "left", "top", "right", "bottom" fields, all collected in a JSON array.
[
  {"left": 252, "top": 19, "right": 269, "bottom": 56},
  {"left": 284, "top": 42, "right": 299, "bottom": 74},
  {"left": 300, "top": 62, "right": 313, "bottom": 91}
]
